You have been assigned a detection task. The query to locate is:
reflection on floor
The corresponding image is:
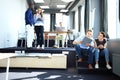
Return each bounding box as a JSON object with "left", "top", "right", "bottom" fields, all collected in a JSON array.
[{"left": 0, "top": 67, "right": 119, "bottom": 80}]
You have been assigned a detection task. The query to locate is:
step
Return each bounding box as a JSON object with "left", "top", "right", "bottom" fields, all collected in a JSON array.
[{"left": 77, "top": 67, "right": 112, "bottom": 74}]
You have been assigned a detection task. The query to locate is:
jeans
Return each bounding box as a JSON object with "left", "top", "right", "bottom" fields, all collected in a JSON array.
[
  {"left": 35, "top": 26, "right": 44, "bottom": 46},
  {"left": 95, "top": 48, "right": 109, "bottom": 62},
  {"left": 74, "top": 44, "right": 94, "bottom": 64}
]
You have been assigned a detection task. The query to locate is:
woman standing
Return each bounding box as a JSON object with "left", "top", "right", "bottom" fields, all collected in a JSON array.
[{"left": 34, "top": 7, "right": 44, "bottom": 49}]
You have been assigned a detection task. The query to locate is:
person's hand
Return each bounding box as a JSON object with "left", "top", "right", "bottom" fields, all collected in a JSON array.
[
  {"left": 86, "top": 43, "right": 91, "bottom": 46},
  {"left": 98, "top": 45, "right": 104, "bottom": 49},
  {"left": 79, "top": 41, "right": 82, "bottom": 44}
]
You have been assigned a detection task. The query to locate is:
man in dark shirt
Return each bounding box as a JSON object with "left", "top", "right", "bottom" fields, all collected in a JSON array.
[{"left": 25, "top": 3, "right": 35, "bottom": 48}]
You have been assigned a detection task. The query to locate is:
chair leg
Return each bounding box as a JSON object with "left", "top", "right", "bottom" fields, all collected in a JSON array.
[{"left": 47, "top": 36, "right": 49, "bottom": 47}]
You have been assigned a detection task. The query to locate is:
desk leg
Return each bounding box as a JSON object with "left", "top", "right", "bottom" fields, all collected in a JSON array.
[{"left": 6, "top": 57, "right": 10, "bottom": 80}]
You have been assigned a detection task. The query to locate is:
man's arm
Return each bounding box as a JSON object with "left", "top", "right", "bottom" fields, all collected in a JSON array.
[{"left": 72, "top": 40, "right": 82, "bottom": 45}]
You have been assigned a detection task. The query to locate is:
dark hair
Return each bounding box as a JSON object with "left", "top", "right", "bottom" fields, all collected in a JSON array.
[{"left": 100, "top": 31, "right": 106, "bottom": 37}]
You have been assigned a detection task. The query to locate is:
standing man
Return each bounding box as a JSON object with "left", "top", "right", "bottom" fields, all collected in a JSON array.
[{"left": 25, "top": 3, "right": 35, "bottom": 48}]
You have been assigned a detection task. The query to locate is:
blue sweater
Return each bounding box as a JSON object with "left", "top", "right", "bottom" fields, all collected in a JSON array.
[{"left": 25, "top": 8, "right": 34, "bottom": 26}]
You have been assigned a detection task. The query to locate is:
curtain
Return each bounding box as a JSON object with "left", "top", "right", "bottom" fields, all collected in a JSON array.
[
  {"left": 50, "top": 13, "right": 56, "bottom": 31},
  {"left": 100, "top": 0, "right": 108, "bottom": 33},
  {"left": 84, "top": 0, "right": 90, "bottom": 33},
  {"left": 78, "top": 6, "right": 82, "bottom": 32}
]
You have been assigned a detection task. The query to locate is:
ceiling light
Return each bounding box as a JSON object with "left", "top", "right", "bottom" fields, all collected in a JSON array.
[
  {"left": 57, "top": 5, "right": 66, "bottom": 8},
  {"left": 61, "top": 0, "right": 74, "bottom": 3},
  {"left": 40, "top": 6, "right": 49, "bottom": 9},
  {"left": 60, "top": 9, "right": 68, "bottom": 12},
  {"left": 34, "top": 0, "right": 44, "bottom": 3}
]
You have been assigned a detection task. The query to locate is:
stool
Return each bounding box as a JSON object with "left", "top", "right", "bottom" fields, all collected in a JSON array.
[
  {"left": 47, "top": 33, "right": 56, "bottom": 47},
  {"left": 17, "top": 33, "right": 26, "bottom": 47}
]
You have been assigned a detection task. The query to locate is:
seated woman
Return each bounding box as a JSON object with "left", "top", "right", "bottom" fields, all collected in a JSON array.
[{"left": 94, "top": 31, "right": 112, "bottom": 69}]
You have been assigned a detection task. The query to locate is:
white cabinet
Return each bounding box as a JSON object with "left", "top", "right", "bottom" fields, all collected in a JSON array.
[{"left": 0, "top": 53, "right": 67, "bottom": 69}]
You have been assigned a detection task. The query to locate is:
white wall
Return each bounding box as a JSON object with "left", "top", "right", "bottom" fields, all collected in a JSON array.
[
  {"left": 116, "top": 0, "right": 120, "bottom": 38},
  {"left": 108, "top": 0, "right": 117, "bottom": 39},
  {"left": 0, "top": 0, "right": 28, "bottom": 48}
]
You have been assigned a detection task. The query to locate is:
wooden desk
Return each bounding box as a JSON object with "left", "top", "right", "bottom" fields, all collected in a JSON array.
[
  {"left": 44, "top": 31, "right": 72, "bottom": 47},
  {"left": 44, "top": 31, "right": 72, "bottom": 34},
  {"left": 0, "top": 53, "right": 17, "bottom": 80}
]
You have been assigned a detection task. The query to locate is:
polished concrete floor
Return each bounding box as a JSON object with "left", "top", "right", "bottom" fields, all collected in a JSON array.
[{"left": 0, "top": 67, "right": 119, "bottom": 80}]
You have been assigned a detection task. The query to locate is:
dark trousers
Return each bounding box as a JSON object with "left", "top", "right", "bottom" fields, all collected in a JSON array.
[{"left": 35, "top": 26, "right": 44, "bottom": 46}]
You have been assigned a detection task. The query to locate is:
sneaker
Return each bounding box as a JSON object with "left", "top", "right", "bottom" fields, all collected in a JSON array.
[
  {"left": 106, "top": 64, "right": 112, "bottom": 69},
  {"left": 53, "top": 45, "right": 59, "bottom": 48},
  {"left": 77, "top": 58, "right": 82, "bottom": 62},
  {"left": 37, "top": 45, "right": 40, "bottom": 49},
  {"left": 95, "top": 64, "right": 99, "bottom": 69},
  {"left": 41, "top": 45, "right": 44, "bottom": 49}
]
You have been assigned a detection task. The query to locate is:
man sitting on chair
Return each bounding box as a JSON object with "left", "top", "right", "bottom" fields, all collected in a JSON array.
[
  {"left": 54, "top": 22, "right": 66, "bottom": 48},
  {"left": 73, "top": 30, "right": 95, "bottom": 69}
]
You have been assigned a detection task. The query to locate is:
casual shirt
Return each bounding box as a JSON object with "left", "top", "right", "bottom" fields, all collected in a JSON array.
[
  {"left": 95, "top": 38, "right": 106, "bottom": 50},
  {"left": 25, "top": 8, "right": 34, "bottom": 26},
  {"left": 34, "top": 14, "right": 44, "bottom": 26},
  {"left": 74, "top": 35, "right": 94, "bottom": 49}
]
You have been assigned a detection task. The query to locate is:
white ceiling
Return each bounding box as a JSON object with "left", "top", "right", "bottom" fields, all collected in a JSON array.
[
  {"left": 34, "top": 0, "right": 75, "bottom": 10},
  {"left": 28, "top": 0, "right": 84, "bottom": 13}
]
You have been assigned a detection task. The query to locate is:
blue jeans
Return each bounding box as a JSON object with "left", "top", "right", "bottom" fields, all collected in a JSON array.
[
  {"left": 95, "top": 48, "right": 109, "bottom": 62},
  {"left": 74, "top": 44, "right": 94, "bottom": 64}
]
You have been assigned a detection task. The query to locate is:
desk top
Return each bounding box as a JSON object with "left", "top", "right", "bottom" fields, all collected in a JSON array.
[
  {"left": 0, "top": 53, "right": 17, "bottom": 59},
  {"left": 44, "top": 31, "right": 72, "bottom": 34}
]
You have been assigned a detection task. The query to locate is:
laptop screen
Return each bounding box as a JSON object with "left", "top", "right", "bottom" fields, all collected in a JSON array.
[{"left": 55, "top": 27, "right": 65, "bottom": 31}]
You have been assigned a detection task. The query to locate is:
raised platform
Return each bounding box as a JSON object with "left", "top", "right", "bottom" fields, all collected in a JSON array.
[
  {"left": 0, "top": 47, "right": 75, "bottom": 53},
  {"left": 0, "top": 47, "right": 76, "bottom": 69},
  {"left": 0, "top": 53, "right": 67, "bottom": 69},
  {"left": 0, "top": 47, "right": 75, "bottom": 54}
]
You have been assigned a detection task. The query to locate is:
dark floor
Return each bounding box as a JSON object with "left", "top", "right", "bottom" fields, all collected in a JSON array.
[
  {"left": 0, "top": 47, "right": 119, "bottom": 80},
  {"left": 0, "top": 67, "right": 119, "bottom": 80}
]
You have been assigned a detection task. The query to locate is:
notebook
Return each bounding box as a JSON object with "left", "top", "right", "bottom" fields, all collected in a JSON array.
[{"left": 82, "top": 37, "right": 92, "bottom": 45}]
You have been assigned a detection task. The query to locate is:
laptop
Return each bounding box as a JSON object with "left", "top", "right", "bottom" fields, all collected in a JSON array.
[
  {"left": 82, "top": 37, "right": 92, "bottom": 45},
  {"left": 55, "top": 27, "right": 65, "bottom": 32}
]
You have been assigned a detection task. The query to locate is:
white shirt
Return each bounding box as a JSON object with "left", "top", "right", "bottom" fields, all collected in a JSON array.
[{"left": 74, "top": 35, "right": 94, "bottom": 49}]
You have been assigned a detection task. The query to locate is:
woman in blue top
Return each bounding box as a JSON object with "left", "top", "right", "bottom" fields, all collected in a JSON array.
[{"left": 34, "top": 7, "right": 44, "bottom": 49}]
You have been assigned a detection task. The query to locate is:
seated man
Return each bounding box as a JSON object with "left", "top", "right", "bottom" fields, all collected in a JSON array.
[
  {"left": 73, "top": 30, "right": 95, "bottom": 69},
  {"left": 94, "top": 31, "right": 112, "bottom": 69},
  {"left": 54, "top": 22, "right": 66, "bottom": 48}
]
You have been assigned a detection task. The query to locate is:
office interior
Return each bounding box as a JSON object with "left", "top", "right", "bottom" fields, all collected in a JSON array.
[{"left": 0, "top": 0, "right": 120, "bottom": 80}]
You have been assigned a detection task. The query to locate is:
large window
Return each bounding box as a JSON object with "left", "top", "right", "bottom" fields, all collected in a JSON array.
[
  {"left": 56, "top": 13, "right": 69, "bottom": 30},
  {"left": 108, "top": 0, "right": 118, "bottom": 39},
  {"left": 44, "top": 13, "right": 50, "bottom": 31}
]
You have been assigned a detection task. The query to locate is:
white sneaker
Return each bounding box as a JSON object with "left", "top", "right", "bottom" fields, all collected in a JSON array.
[
  {"left": 37, "top": 45, "right": 40, "bottom": 49},
  {"left": 95, "top": 64, "right": 99, "bottom": 69},
  {"left": 41, "top": 45, "right": 44, "bottom": 49},
  {"left": 106, "top": 64, "right": 112, "bottom": 69}
]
